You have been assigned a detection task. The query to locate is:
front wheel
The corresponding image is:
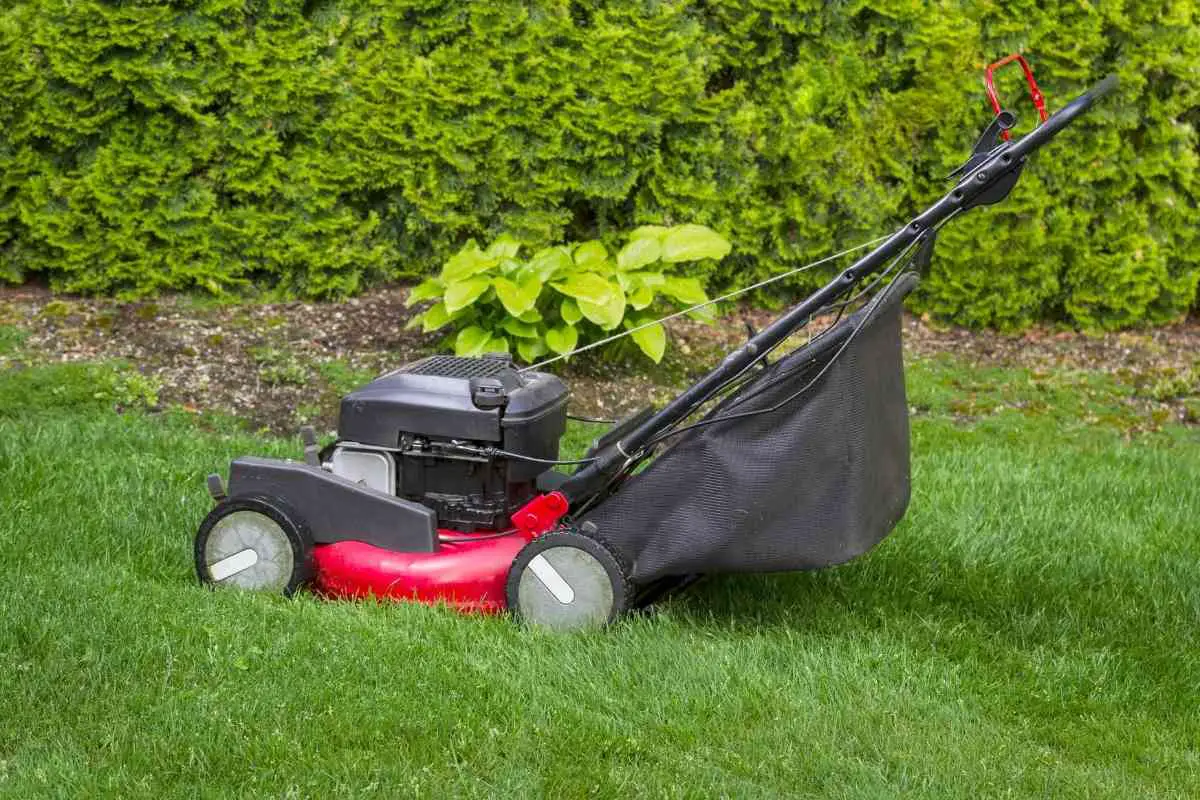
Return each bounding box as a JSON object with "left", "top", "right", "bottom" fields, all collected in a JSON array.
[
  {"left": 506, "top": 531, "right": 631, "bottom": 631},
  {"left": 194, "top": 495, "right": 314, "bottom": 596}
]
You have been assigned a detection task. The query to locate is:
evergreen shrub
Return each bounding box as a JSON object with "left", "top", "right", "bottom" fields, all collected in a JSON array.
[{"left": 1, "top": 1, "right": 1197, "bottom": 329}]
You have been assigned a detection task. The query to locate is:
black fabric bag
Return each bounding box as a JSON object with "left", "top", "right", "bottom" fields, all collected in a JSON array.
[{"left": 582, "top": 272, "right": 918, "bottom": 583}]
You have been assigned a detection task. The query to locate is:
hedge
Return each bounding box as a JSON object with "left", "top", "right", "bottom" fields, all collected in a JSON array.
[{"left": 1, "top": 1, "right": 1197, "bottom": 329}]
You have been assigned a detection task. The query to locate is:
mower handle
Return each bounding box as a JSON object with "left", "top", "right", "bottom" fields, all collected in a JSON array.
[
  {"left": 1007, "top": 74, "right": 1118, "bottom": 160},
  {"left": 558, "top": 73, "right": 1119, "bottom": 505}
]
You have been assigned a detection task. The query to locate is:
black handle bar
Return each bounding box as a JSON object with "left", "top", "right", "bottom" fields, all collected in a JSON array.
[{"left": 1009, "top": 74, "right": 1118, "bottom": 160}]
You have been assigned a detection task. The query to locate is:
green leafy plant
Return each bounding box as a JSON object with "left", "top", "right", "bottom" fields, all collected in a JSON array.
[
  {"left": 406, "top": 226, "right": 730, "bottom": 363},
  {"left": 103, "top": 368, "right": 162, "bottom": 410},
  {"left": 0, "top": 325, "right": 29, "bottom": 357},
  {"left": 248, "top": 345, "right": 309, "bottom": 387}
]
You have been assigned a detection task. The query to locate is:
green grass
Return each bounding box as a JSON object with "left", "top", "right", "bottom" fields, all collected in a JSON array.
[
  {"left": 1, "top": 360, "right": 1198, "bottom": 797},
  {"left": 316, "top": 358, "right": 380, "bottom": 397},
  {"left": 0, "top": 325, "right": 29, "bottom": 357}
]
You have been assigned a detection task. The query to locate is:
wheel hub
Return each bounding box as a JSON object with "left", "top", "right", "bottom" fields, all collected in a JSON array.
[{"left": 202, "top": 510, "right": 294, "bottom": 592}]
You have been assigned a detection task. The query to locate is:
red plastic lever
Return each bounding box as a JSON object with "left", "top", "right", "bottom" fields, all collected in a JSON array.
[
  {"left": 511, "top": 491, "right": 570, "bottom": 536},
  {"left": 984, "top": 53, "right": 1048, "bottom": 141}
]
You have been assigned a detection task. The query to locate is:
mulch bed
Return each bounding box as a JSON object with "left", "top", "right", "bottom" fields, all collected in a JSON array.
[{"left": 2, "top": 283, "right": 1197, "bottom": 433}]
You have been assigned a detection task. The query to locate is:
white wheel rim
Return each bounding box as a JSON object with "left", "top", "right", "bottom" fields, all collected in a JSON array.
[
  {"left": 204, "top": 510, "right": 294, "bottom": 592},
  {"left": 517, "top": 546, "right": 614, "bottom": 630}
]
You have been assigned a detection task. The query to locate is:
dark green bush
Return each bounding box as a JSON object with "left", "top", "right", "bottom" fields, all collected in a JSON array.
[{"left": 1, "top": 1, "right": 1197, "bottom": 329}]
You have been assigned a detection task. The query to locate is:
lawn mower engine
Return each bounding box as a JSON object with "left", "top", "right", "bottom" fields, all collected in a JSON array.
[{"left": 332, "top": 354, "right": 567, "bottom": 533}]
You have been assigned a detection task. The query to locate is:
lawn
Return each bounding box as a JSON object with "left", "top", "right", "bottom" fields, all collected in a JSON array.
[{"left": 1, "top": 357, "right": 1197, "bottom": 797}]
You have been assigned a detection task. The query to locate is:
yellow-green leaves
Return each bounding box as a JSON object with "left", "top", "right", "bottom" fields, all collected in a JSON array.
[
  {"left": 545, "top": 324, "right": 578, "bottom": 355},
  {"left": 572, "top": 241, "right": 608, "bottom": 268},
  {"left": 485, "top": 234, "right": 522, "bottom": 259},
  {"left": 440, "top": 244, "right": 497, "bottom": 283},
  {"left": 560, "top": 298, "right": 583, "bottom": 324},
  {"left": 406, "top": 278, "right": 443, "bottom": 306},
  {"left": 627, "top": 317, "right": 666, "bottom": 362},
  {"left": 419, "top": 302, "right": 452, "bottom": 332},
  {"left": 501, "top": 318, "right": 539, "bottom": 338},
  {"left": 661, "top": 225, "right": 733, "bottom": 263},
  {"left": 628, "top": 284, "right": 655, "bottom": 310},
  {"left": 661, "top": 276, "right": 708, "bottom": 305},
  {"left": 551, "top": 272, "right": 617, "bottom": 305},
  {"left": 493, "top": 275, "right": 542, "bottom": 316},
  {"left": 577, "top": 284, "right": 626, "bottom": 330},
  {"left": 617, "top": 237, "right": 661, "bottom": 271},
  {"left": 629, "top": 225, "right": 669, "bottom": 241},
  {"left": 415, "top": 228, "right": 727, "bottom": 364},
  {"left": 455, "top": 325, "right": 494, "bottom": 357},
  {"left": 517, "top": 338, "right": 548, "bottom": 363},
  {"left": 443, "top": 277, "right": 491, "bottom": 313},
  {"left": 529, "top": 247, "right": 573, "bottom": 281}
]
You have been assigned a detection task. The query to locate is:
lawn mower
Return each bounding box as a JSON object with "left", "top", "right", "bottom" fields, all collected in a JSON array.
[{"left": 195, "top": 62, "right": 1117, "bottom": 629}]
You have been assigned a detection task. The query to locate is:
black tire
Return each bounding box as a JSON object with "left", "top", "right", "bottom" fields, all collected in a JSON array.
[
  {"left": 506, "top": 530, "right": 632, "bottom": 630},
  {"left": 194, "top": 495, "right": 315, "bottom": 596}
]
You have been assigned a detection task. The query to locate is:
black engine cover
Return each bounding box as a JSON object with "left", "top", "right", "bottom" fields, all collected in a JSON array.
[{"left": 337, "top": 354, "right": 568, "bottom": 531}]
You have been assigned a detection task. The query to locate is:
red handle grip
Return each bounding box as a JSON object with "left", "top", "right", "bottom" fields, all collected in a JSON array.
[{"left": 984, "top": 54, "right": 1048, "bottom": 141}]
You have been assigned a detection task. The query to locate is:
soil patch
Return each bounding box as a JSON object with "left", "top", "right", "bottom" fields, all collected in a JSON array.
[{"left": 2, "top": 283, "right": 1196, "bottom": 433}]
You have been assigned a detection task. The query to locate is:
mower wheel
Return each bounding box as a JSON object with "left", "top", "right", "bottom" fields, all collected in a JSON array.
[
  {"left": 194, "top": 495, "right": 315, "bottom": 596},
  {"left": 506, "top": 531, "right": 631, "bottom": 630}
]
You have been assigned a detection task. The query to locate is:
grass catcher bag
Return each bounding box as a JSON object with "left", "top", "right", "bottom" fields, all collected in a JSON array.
[{"left": 582, "top": 273, "right": 918, "bottom": 583}]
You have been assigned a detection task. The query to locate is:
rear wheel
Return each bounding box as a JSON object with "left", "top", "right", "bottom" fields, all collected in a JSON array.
[
  {"left": 194, "top": 495, "right": 314, "bottom": 596},
  {"left": 506, "top": 531, "right": 631, "bottom": 631}
]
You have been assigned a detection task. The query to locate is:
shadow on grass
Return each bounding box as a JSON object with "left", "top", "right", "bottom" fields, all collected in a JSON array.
[{"left": 653, "top": 531, "right": 1192, "bottom": 662}]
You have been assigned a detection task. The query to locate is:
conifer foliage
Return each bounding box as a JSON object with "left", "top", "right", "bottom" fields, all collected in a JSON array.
[{"left": 1, "top": 1, "right": 1196, "bottom": 328}]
